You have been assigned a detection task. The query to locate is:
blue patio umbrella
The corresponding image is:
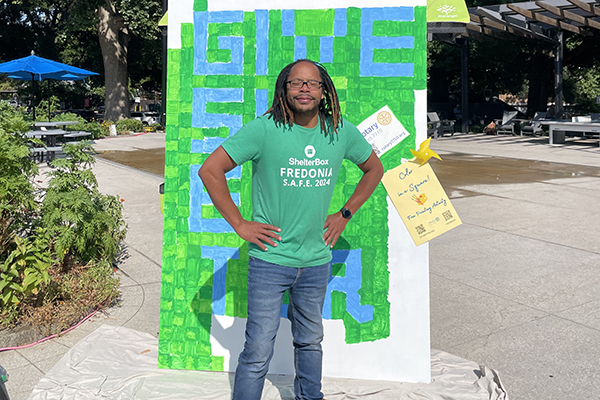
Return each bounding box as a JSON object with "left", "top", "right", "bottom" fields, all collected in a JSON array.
[{"left": 0, "top": 52, "right": 98, "bottom": 120}]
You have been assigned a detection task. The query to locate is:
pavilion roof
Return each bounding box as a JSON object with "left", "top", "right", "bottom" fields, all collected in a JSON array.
[{"left": 428, "top": 0, "right": 600, "bottom": 44}]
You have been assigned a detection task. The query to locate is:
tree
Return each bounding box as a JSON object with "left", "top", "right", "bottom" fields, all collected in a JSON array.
[
  {"left": 0, "top": 1, "right": 59, "bottom": 62},
  {"left": 97, "top": 2, "right": 130, "bottom": 121},
  {"left": 0, "top": 0, "right": 163, "bottom": 120},
  {"left": 96, "top": 0, "right": 163, "bottom": 121},
  {"left": 427, "top": 0, "right": 600, "bottom": 118},
  {"left": 562, "top": 33, "right": 600, "bottom": 113}
]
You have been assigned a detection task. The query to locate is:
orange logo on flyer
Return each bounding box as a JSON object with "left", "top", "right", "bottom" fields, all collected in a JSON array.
[{"left": 377, "top": 111, "right": 392, "bottom": 126}]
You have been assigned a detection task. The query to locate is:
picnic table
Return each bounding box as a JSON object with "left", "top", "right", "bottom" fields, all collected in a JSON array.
[
  {"left": 26, "top": 128, "right": 67, "bottom": 147},
  {"left": 34, "top": 120, "right": 79, "bottom": 130},
  {"left": 27, "top": 121, "right": 92, "bottom": 162},
  {"left": 542, "top": 120, "right": 600, "bottom": 146}
]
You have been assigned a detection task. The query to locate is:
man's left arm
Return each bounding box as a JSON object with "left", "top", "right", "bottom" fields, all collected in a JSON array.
[{"left": 323, "top": 150, "right": 384, "bottom": 248}]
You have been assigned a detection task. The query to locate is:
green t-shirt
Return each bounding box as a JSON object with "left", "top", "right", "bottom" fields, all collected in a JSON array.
[{"left": 222, "top": 115, "right": 372, "bottom": 267}]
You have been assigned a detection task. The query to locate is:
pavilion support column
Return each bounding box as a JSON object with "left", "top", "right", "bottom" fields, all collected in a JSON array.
[
  {"left": 460, "top": 38, "right": 469, "bottom": 133},
  {"left": 554, "top": 30, "right": 564, "bottom": 118}
]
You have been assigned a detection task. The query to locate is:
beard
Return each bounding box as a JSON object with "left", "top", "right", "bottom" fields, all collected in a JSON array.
[{"left": 286, "top": 93, "right": 322, "bottom": 117}]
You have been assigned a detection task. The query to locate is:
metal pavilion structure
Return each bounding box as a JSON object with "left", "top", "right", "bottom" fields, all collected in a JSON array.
[{"left": 427, "top": 0, "right": 600, "bottom": 133}]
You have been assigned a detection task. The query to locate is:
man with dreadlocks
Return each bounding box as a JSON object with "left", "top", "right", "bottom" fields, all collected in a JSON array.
[{"left": 199, "top": 59, "right": 383, "bottom": 400}]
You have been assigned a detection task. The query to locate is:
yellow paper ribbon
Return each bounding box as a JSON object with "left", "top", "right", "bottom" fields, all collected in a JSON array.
[{"left": 409, "top": 138, "right": 442, "bottom": 166}]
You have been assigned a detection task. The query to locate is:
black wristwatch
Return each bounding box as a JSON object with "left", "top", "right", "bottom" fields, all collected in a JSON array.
[{"left": 340, "top": 207, "right": 352, "bottom": 220}]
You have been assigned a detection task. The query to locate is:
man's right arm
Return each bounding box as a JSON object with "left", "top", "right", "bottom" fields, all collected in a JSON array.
[{"left": 198, "top": 146, "right": 281, "bottom": 251}]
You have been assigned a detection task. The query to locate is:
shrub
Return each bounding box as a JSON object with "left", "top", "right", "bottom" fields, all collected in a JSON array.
[
  {"left": 0, "top": 104, "right": 39, "bottom": 256},
  {"left": 98, "top": 120, "right": 114, "bottom": 137},
  {"left": 84, "top": 122, "right": 105, "bottom": 139},
  {"left": 149, "top": 122, "right": 164, "bottom": 132},
  {"left": 35, "top": 96, "right": 60, "bottom": 122},
  {"left": 40, "top": 142, "right": 127, "bottom": 268},
  {"left": 0, "top": 237, "right": 51, "bottom": 316},
  {"left": 0, "top": 105, "right": 51, "bottom": 324},
  {"left": 0, "top": 108, "right": 126, "bottom": 331},
  {"left": 0, "top": 101, "right": 31, "bottom": 135},
  {"left": 49, "top": 112, "right": 107, "bottom": 140},
  {"left": 53, "top": 112, "right": 86, "bottom": 128},
  {"left": 116, "top": 118, "right": 143, "bottom": 134}
]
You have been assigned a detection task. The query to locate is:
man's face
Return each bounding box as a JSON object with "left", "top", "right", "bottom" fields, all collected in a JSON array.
[{"left": 285, "top": 61, "right": 324, "bottom": 117}]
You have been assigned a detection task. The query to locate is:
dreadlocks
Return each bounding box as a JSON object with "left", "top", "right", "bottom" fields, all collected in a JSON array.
[{"left": 265, "top": 59, "right": 343, "bottom": 136}]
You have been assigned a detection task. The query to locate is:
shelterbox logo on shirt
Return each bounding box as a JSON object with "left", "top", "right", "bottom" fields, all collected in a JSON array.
[
  {"left": 305, "top": 145, "right": 316, "bottom": 158},
  {"left": 280, "top": 146, "right": 333, "bottom": 188}
]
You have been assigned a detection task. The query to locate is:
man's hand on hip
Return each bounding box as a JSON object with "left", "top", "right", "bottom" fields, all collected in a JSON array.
[
  {"left": 234, "top": 220, "right": 281, "bottom": 251},
  {"left": 323, "top": 212, "right": 349, "bottom": 248},
  {"left": 200, "top": 146, "right": 281, "bottom": 252}
]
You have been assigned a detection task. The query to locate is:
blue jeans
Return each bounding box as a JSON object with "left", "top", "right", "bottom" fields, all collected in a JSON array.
[{"left": 232, "top": 256, "right": 330, "bottom": 400}]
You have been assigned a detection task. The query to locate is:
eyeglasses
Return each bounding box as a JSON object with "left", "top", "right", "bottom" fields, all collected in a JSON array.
[{"left": 287, "top": 79, "right": 322, "bottom": 90}]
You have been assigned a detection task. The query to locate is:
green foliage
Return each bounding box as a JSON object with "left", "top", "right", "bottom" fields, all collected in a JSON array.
[
  {"left": 0, "top": 80, "right": 14, "bottom": 91},
  {"left": 118, "top": 0, "right": 164, "bottom": 92},
  {"left": 116, "top": 118, "right": 143, "bottom": 133},
  {"left": 40, "top": 142, "right": 127, "bottom": 267},
  {"left": 0, "top": 106, "right": 47, "bottom": 320},
  {"left": 564, "top": 66, "right": 600, "bottom": 113},
  {"left": 50, "top": 112, "right": 107, "bottom": 140},
  {"left": 566, "top": 35, "right": 583, "bottom": 52},
  {"left": 0, "top": 106, "right": 39, "bottom": 256},
  {"left": 51, "top": 112, "right": 86, "bottom": 126},
  {"left": 84, "top": 122, "right": 107, "bottom": 139},
  {"left": 146, "top": 122, "right": 163, "bottom": 132},
  {"left": 101, "top": 120, "right": 116, "bottom": 136},
  {"left": 87, "top": 86, "right": 106, "bottom": 103},
  {"left": 0, "top": 237, "right": 50, "bottom": 313},
  {"left": 117, "top": 0, "right": 163, "bottom": 40},
  {"left": 35, "top": 96, "right": 60, "bottom": 122},
  {"left": 428, "top": 37, "right": 553, "bottom": 105},
  {"left": 0, "top": 102, "right": 31, "bottom": 135},
  {"left": 0, "top": 120, "right": 126, "bottom": 327},
  {"left": 469, "top": 39, "right": 538, "bottom": 96},
  {"left": 1, "top": 0, "right": 163, "bottom": 113},
  {"left": 427, "top": 14, "right": 600, "bottom": 116}
]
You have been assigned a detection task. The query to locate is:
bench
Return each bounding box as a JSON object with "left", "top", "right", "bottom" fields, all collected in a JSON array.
[
  {"left": 30, "top": 146, "right": 64, "bottom": 162},
  {"left": 63, "top": 131, "right": 92, "bottom": 139},
  {"left": 543, "top": 121, "right": 600, "bottom": 146},
  {"left": 427, "top": 112, "right": 455, "bottom": 138}
]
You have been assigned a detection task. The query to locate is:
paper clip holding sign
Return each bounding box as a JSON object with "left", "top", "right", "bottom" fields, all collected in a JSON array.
[{"left": 382, "top": 139, "right": 461, "bottom": 246}]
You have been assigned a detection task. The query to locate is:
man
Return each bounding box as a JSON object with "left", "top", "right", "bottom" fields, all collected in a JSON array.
[{"left": 199, "top": 59, "right": 383, "bottom": 400}]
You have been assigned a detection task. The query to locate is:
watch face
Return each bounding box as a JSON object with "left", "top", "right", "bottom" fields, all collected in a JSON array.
[{"left": 341, "top": 208, "right": 352, "bottom": 219}]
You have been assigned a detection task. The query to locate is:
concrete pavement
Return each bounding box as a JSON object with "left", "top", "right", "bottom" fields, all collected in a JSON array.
[
  {"left": 1, "top": 131, "right": 599, "bottom": 399},
  {"left": 430, "top": 134, "right": 600, "bottom": 400},
  {"left": 0, "top": 133, "right": 165, "bottom": 400}
]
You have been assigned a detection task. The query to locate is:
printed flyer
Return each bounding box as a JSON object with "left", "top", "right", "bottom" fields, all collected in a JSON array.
[
  {"left": 382, "top": 161, "right": 462, "bottom": 246},
  {"left": 357, "top": 105, "right": 409, "bottom": 157}
]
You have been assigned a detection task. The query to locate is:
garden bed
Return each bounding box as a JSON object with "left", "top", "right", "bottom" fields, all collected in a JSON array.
[{"left": 1, "top": 103, "right": 127, "bottom": 342}]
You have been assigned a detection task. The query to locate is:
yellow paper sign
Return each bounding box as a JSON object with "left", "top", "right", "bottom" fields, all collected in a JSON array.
[{"left": 382, "top": 161, "right": 461, "bottom": 246}]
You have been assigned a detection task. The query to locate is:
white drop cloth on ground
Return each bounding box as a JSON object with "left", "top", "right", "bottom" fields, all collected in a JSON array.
[{"left": 28, "top": 325, "right": 508, "bottom": 400}]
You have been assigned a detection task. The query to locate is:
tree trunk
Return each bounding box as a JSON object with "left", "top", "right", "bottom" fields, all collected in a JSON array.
[{"left": 97, "top": 2, "right": 130, "bottom": 122}]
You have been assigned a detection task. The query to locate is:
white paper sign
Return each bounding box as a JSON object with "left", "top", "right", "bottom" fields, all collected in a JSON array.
[{"left": 357, "top": 105, "right": 409, "bottom": 157}]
